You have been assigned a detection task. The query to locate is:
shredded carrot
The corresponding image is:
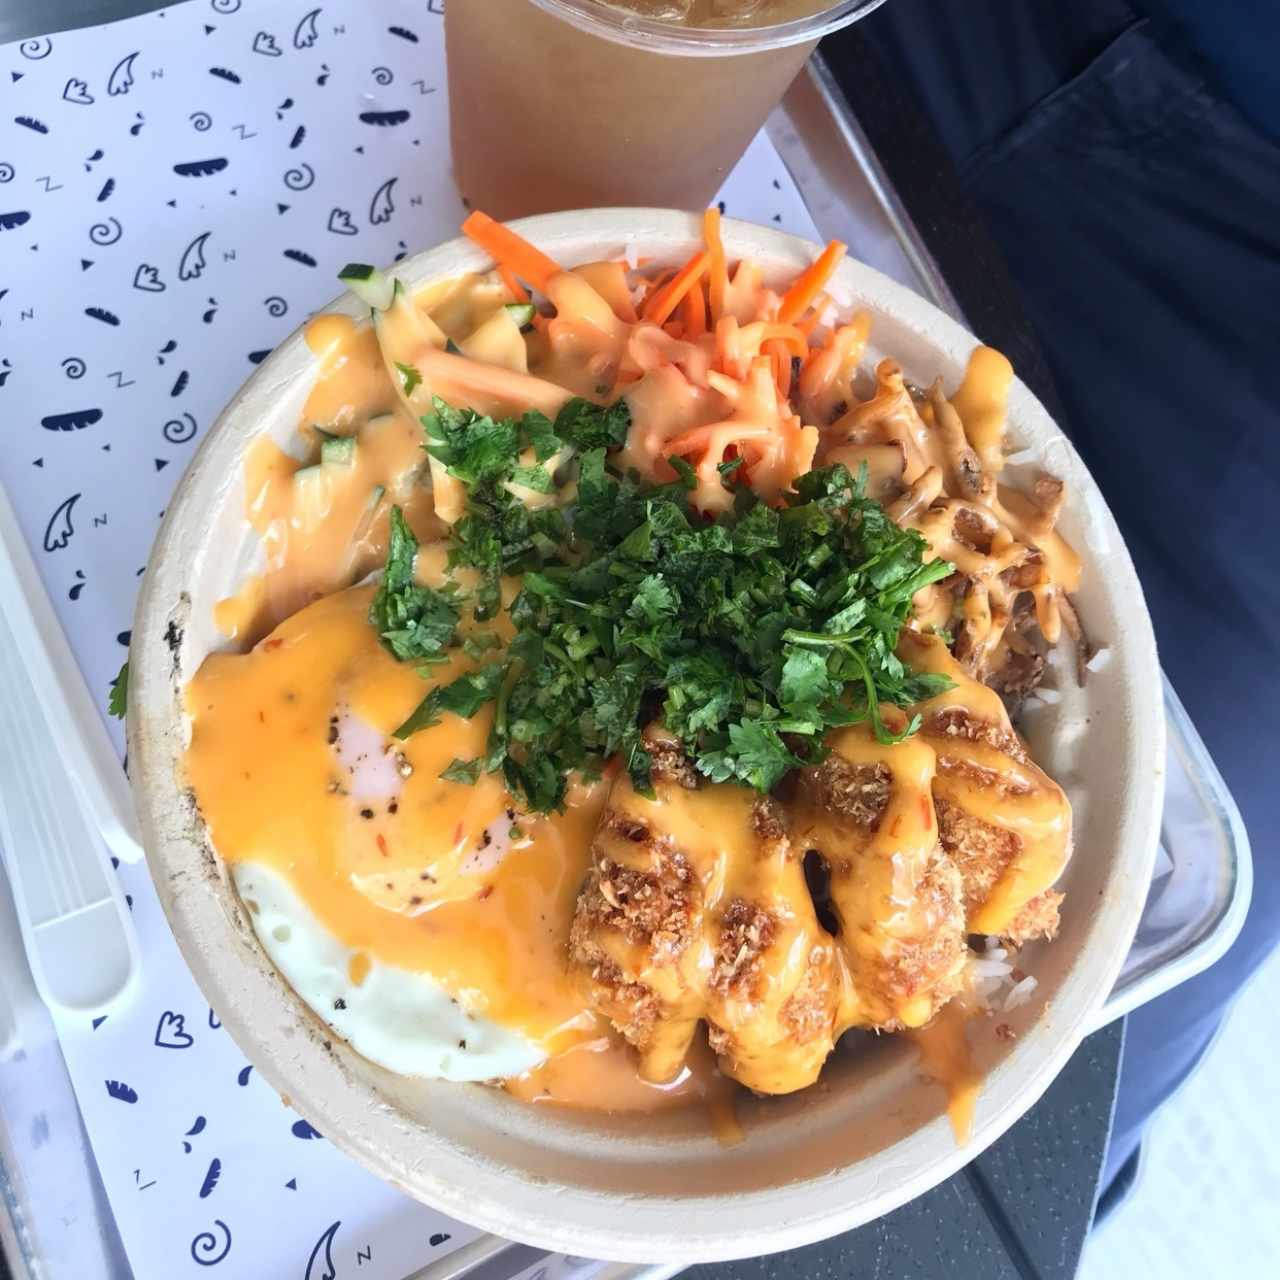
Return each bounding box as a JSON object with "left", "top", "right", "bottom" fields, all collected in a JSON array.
[
  {"left": 638, "top": 266, "right": 675, "bottom": 312},
  {"left": 643, "top": 249, "right": 710, "bottom": 327},
  {"left": 497, "top": 262, "right": 529, "bottom": 304},
  {"left": 777, "top": 240, "right": 847, "bottom": 325},
  {"left": 681, "top": 277, "right": 707, "bottom": 339},
  {"left": 663, "top": 320, "right": 685, "bottom": 341},
  {"left": 704, "top": 207, "right": 728, "bottom": 325},
  {"left": 795, "top": 291, "right": 833, "bottom": 337},
  {"left": 767, "top": 339, "right": 792, "bottom": 399},
  {"left": 761, "top": 324, "right": 808, "bottom": 360},
  {"left": 461, "top": 210, "right": 562, "bottom": 296},
  {"left": 419, "top": 345, "right": 570, "bottom": 419}
]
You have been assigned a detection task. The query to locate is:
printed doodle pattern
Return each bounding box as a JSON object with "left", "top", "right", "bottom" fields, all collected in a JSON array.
[{"left": 0, "top": 2, "right": 819, "bottom": 1278}]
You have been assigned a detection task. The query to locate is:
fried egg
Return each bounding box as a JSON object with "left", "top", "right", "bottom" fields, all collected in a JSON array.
[{"left": 234, "top": 860, "right": 545, "bottom": 1081}]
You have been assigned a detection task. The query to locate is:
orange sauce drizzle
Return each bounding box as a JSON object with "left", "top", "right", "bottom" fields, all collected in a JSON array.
[
  {"left": 214, "top": 316, "right": 439, "bottom": 646},
  {"left": 907, "top": 999, "right": 982, "bottom": 1142}
]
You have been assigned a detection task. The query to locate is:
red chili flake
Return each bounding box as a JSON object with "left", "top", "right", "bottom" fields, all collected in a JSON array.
[
  {"left": 258, "top": 710, "right": 266, "bottom": 724},
  {"left": 452, "top": 822, "right": 464, "bottom": 846},
  {"left": 477, "top": 885, "right": 493, "bottom": 900},
  {"left": 920, "top": 795, "right": 933, "bottom": 829},
  {"left": 263, "top": 638, "right": 283, "bottom": 651},
  {"left": 889, "top": 814, "right": 903, "bottom": 838},
  {"left": 376, "top": 834, "right": 388, "bottom": 856}
]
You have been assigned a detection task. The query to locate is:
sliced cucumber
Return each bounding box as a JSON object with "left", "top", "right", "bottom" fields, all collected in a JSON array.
[
  {"left": 350, "top": 484, "right": 385, "bottom": 546},
  {"left": 292, "top": 464, "right": 333, "bottom": 534},
  {"left": 504, "top": 302, "right": 536, "bottom": 330},
  {"left": 338, "top": 262, "right": 394, "bottom": 312},
  {"left": 320, "top": 435, "right": 357, "bottom": 467}
]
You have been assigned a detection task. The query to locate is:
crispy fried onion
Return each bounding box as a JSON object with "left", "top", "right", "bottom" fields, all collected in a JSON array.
[{"left": 819, "top": 358, "right": 1090, "bottom": 690}]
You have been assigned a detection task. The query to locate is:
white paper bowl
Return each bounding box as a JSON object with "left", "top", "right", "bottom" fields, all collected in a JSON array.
[{"left": 128, "top": 210, "right": 1163, "bottom": 1263}]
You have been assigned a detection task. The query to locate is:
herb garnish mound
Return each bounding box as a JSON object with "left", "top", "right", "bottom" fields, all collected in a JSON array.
[{"left": 370, "top": 395, "right": 955, "bottom": 813}]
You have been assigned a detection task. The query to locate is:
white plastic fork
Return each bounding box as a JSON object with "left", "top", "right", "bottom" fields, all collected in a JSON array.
[{"left": 0, "top": 483, "right": 139, "bottom": 1015}]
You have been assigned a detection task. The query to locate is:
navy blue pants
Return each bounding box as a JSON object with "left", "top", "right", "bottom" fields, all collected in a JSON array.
[{"left": 844, "top": 0, "right": 1280, "bottom": 1193}]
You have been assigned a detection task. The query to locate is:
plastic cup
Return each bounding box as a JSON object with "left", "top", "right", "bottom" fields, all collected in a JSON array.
[{"left": 444, "top": 0, "right": 889, "bottom": 218}]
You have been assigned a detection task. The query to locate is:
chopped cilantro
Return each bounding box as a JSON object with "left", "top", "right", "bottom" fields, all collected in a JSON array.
[
  {"left": 440, "top": 757, "right": 485, "bottom": 785},
  {"left": 393, "top": 659, "right": 507, "bottom": 738},
  {"left": 395, "top": 361, "right": 422, "bottom": 398},
  {"left": 553, "top": 396, "right": 631, "bottom": 451},
  {"left": 368, "top": 507, "right": 460, "bottom": 663},
  {"left": 374, "top": 392, "right": 955, "bottom": 812},
  {"left": 108, "top": 660, "right": 129, "bottom": 719}
]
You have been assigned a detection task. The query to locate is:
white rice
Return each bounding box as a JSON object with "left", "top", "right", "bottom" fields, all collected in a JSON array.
[
  {"left": 969, "top": 939, "right": 1040, "bottom": 1013},
  {"left": 1002, "top": 975, "right": 1039, "bottom": 1011},
  {"left": 969, "top": 945, "right": 1013, "bottom": 1007}
]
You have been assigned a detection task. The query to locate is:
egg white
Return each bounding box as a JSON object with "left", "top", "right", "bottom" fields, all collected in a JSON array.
[{"left": 234, "top": 860, "right": 546, "bottom": 1082}]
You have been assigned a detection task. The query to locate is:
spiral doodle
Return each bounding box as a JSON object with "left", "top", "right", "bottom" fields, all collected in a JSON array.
[
  {"left": 190, "top": 111, "right": 213, "bottom": 132},
  {"left": 0, "top": 163, "right": 14, "bottom": 184},
  {"left": 62, "top": 357, "right": 87, "bottom": 380},
  {"left": 283, "top": 162, "right": 315, "bottom": 192},
  {"left": 164, "top": 412, "right": 197, "bottom": 444},
  {"left": 210, "top": 0, "right": 241, "bottom": 13},
  {"left": 190, "top": 1220, "right": 232, "bottom": 1267},
  {"left": 372, "top": 66, "right": 394, "bottom": 86},
  {"left": 264, "top": 296, "right": 288, "bottom": 317},
  {"left": 89, "top": 217, "right": 123, "bottom": 246},
  {"left": 19, "top": 37, "right": 53, "bottom": 61}
]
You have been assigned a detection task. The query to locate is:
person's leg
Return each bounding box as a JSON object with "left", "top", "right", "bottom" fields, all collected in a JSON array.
[{"left": 844, "top": 0, "right": 1280, "bottom": 1192}]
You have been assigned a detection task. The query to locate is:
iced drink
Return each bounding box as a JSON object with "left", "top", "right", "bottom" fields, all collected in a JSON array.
[{"left": 445, "top": 0, "right": 885, "bottom": 218}]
